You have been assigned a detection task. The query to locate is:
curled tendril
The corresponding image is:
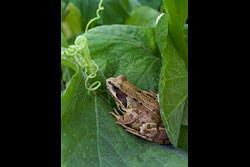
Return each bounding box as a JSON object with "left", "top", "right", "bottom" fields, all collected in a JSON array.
[
  {"left": 62, "top": 0, "right": 104, "bottom": 94},
  {"left": 85, "top": 63, "right": 100, "bottom": 94},
  {"left": 77, "top": 54, "right": 86, "bottom": 68},
  {"left": 84, "top": 0, "right": 104, "bottom": 37},
  {"left": 65, "top": 45, "right": 78, "bottom": 57},
  {"left": 74, "top": 35, "right": 85, "bottom": 48},
  {"left": 85, "top": 72, "right": 101, "bottom": 94},
  {"left": 63, "top": 45, "right": 86, "bottom": 69},
  {"left": 85, "top": 63, "right": 99, "bottom": 75}
]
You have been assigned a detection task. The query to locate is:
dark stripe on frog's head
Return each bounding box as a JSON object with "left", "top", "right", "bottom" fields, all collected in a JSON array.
[{"left": 115, "top": 89, "right": 128, "bottom": 107}]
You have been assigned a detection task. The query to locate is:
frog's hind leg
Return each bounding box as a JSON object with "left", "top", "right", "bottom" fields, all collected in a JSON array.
[
  {"left": 116, "top": 122, "right": 153, "bottom": 142},
  {"left": 126, "top": 129, "right": 154, "bottom": 142},
  {"left": 140, "top": 123, "right": 170, "bottom": 145},
  {"left": 116, "top": 122, "right": 138, "bottom": 133},
  {"left": 140, "top": 123, "right": 158, "bottom": 138}
]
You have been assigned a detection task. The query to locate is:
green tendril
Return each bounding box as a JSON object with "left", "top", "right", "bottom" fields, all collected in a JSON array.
[
  {"left": 85, "top": 72, "right": 101, "bottom": 95},
  {"left": 84, "top": 0, "right": 104, "bottom": 37},
  {"left": 85, "top": 63, "right": 100, "bottom": 95},
  {"left": 85, "top": 62, "right": 99, "bottom": 76},
  {"left": 66, "top": 45, "right": 77, "bottom": 56},
  {"left": 61, "top": 0, "right": 104, "bottom": 94}
]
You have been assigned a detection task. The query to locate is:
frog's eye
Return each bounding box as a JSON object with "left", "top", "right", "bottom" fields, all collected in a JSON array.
[{"left": 113, "top": 85, "right": 119, "bottom": 90}]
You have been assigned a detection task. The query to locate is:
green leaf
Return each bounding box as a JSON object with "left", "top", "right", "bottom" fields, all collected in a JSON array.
[
  {"left": 61, "top": 0, "right": 66, "bottom": 21},
  {"left": 163, "top": 0, "right": 188, "bottom": 27},
  {"left": 86, "top": 25, "right": 161, "bottom": 92},
  {"left": 61, "top": 66, "right": 72, "bottom": 83},
  {"left": 61, "top": 2, "right": 83, "bottom": 40},
  {"left": 61, "top": 32, "right": 69, "bottom": 48},
  {"left": 61, "top": 62, "right": 188, "bottom": 167},
  {"left": 61, "top": 57, "right": 79, "bottom": 99},
  {"left": 125, "top": 6, "right": 160, "bottom": 27},
  {"left": 121, "top": 0, "right": 141, "bottom": 13},
  {"left": 183, "top": 24, "right": 188, "bottom": 46},
  {"left": 61, "top": 65, "right": 76, "bottom": 91},
  {"left": 181, "top": 99, "right": 188, "bottom": 126},
  {"left": 121, "top": 0, "right": 162, "bottom": 14},
  {"left": 137, "top": 0, "right": 162, "bottom": 10},
  {"left": 159, "top": 45, "right": 188, "bottom": 148},
  {"left": 156, "top": 13, "right": 188, "bottom": 148},
  {"left": 178, "top": 126, "right": 188, "bottom": 152},
  {"left": 61, "top": 56, "right": 78, "bottom": 72},
  {"left": 162, "top": 0, "right": 188, "bottom": 68},
  {"left": 155, "top": 13, "right": 168, "bottom": 53}
]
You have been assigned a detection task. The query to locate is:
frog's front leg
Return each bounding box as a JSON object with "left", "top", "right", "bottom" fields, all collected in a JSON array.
[
  {"left": 110, "top": 108, "right": 122, "bottom": 121},
  {"left": 110, "top": 108, "right": 138, "bottom": 125}
]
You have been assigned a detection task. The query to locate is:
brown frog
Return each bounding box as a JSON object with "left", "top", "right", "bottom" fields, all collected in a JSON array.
[{"left": 106, "top": 75, "right": 170, "bottom": 145}]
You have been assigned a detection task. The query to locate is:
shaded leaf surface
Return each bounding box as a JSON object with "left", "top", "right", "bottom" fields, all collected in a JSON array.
[
  {"left": 181, "top": 99, "right": 188, "bottom": 126},
  {"left": 178, "top": 126, "right": 188, "bottom": 152},
  {"left": 121, "top": 0, "right": 141, "bottom": 13},
  {"left": 61, "top": 62, "right": 188, "bottom": 167},
  {"left": 137, "top": 0, "right": 162, "bottom": 10}
]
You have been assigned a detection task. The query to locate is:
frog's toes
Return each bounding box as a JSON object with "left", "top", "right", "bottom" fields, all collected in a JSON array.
[{"left": 110, "top": 112, "right": 121, "bottom": 121}]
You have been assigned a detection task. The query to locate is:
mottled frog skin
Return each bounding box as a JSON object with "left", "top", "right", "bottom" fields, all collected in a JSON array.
[{"left": 106, "top": 75, "right": 170, "bottom": 145}]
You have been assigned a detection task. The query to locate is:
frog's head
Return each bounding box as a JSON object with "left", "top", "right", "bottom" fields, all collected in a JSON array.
[{"left": 106, "top": 75, "right": 128, "bottom": 108}]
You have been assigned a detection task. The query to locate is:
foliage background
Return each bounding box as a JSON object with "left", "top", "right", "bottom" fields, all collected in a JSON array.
[{"left": 61, "top": 0, "right": 188, "bottom": 166}]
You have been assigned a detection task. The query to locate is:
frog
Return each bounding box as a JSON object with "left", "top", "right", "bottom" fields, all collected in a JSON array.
[{"left": 106, "top": 75, "right": 170, "bottom": 145}]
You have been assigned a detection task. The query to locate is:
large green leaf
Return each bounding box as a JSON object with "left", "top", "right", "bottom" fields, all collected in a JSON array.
[
  {"left": 159, "top": 45, "right": 188, "bottom": 148},
  {"left": 86, "top": 24, "right": 161, "bottom": 92},
  {"left": 61, "top": 59, "right": 188, "bottom": 167},
  {"left": 156, "top": 13, "right": 188, "bottom": 148},
  {"left": 125, "top": 6, "right": 160, "bottom": 27},
  {"left": 162, "top": 0, "right": 188, "bottom": 67}
]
